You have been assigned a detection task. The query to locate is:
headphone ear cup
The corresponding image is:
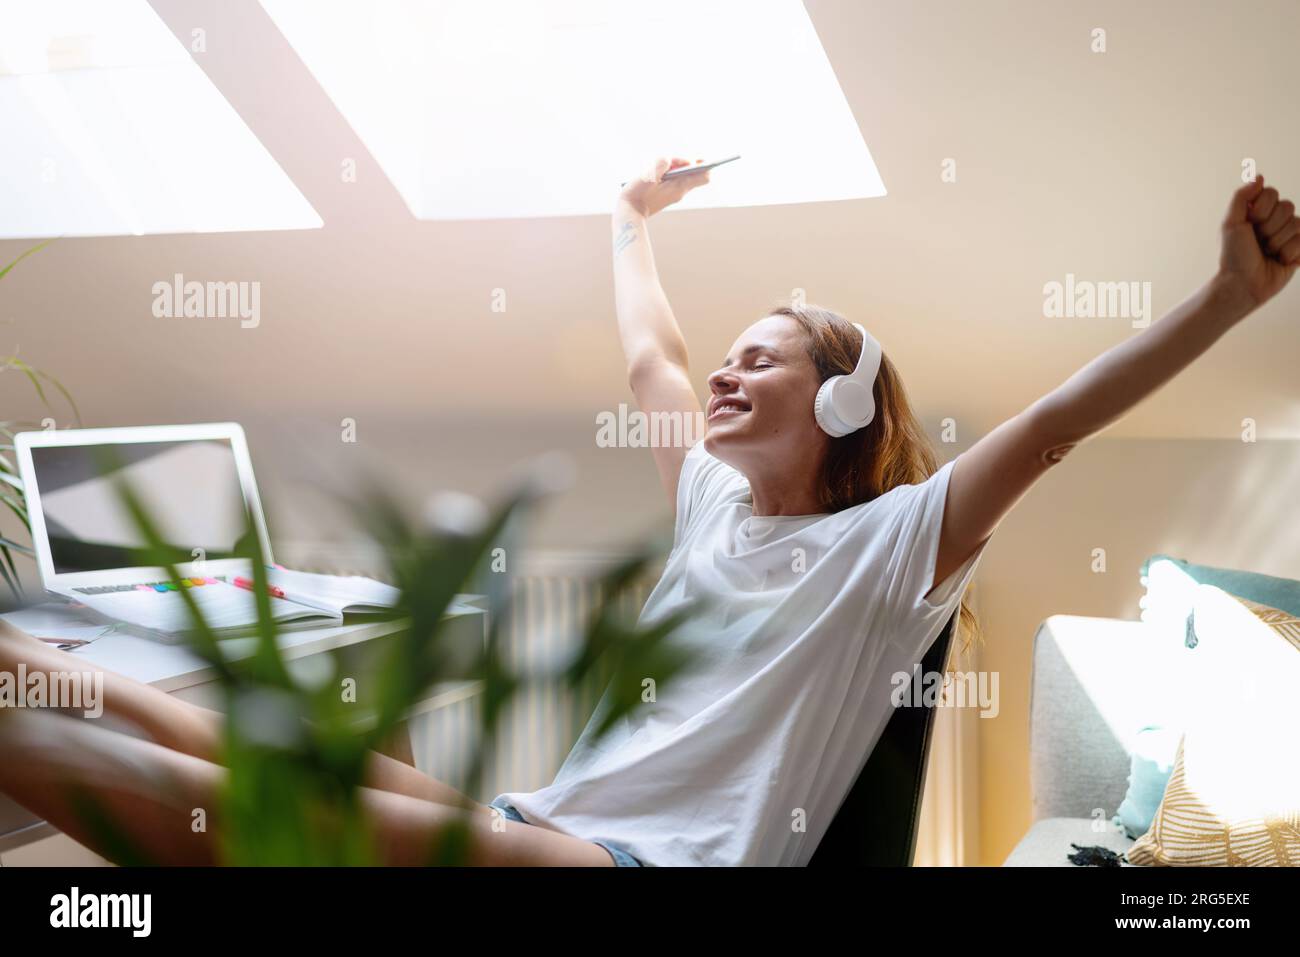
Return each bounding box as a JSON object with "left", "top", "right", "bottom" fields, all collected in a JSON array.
[
  {"left": 814, "top": 377, "right": 845, "bottom": 437},
  {"left": 816, "top": 376, "right": 876, "bottom": 437},
  {"left": 859, "top": 389, "right": 877, "bottom": 429},
  {"left": 816, "top": 322, "right": 882, "bottom": 437}
]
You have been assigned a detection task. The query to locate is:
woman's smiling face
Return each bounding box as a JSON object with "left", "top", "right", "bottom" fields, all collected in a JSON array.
[{"left": 702, "top": 315, "right": 828, "bottom": 469}]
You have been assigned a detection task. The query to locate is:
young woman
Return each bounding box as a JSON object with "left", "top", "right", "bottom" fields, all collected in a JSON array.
[{"left": 1, "top": 161, "right": 1296, "bottom": 867}]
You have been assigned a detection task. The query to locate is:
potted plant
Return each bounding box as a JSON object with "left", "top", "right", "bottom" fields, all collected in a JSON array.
[{"left": 0, "top": 240, "right": 82, "bottom": 600}]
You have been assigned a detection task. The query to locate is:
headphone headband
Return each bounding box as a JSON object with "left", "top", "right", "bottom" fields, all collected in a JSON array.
[{"left": 848, "top": 322, "right": 882, "bottom": 387}]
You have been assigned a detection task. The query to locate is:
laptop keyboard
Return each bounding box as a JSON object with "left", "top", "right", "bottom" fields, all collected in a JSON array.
[
  {"left": 74, "top": 577, "right": 222, "bottom": 595},
  {"left": 69, "top": 579, "right": 317, "bottom": 635}
]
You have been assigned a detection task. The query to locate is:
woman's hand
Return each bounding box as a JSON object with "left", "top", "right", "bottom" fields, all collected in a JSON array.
[
  {"left": 617, "top": 156, "right": 712, "bottom": 218},
  {"left": 1218, "top": 174, "right": 1300, "bottom": 312}
]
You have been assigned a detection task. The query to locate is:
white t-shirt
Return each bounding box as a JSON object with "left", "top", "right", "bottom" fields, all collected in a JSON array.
[{"left": 496, "top": 439, "right": 989, "bottom": 866}]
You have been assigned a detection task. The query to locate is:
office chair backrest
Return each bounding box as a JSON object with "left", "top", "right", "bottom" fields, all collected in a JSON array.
[{"left": 807, "top": 611, "right": 958, "bottom": 866}]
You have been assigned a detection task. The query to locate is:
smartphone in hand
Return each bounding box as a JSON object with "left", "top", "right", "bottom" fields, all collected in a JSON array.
[
  {"left": 620, "top": 155, "right": 740, "bottom": 187},
  {"left": 661, "top": 155, "right": 741, "bottom": 180}
]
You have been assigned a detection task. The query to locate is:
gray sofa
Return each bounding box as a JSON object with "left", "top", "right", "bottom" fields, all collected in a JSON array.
[{"left": 1003, "top": 614, "right": 1177, "bottom": 866}]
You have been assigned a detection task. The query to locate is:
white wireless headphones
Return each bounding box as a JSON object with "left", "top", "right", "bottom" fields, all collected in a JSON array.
[{"left": 813, "top": 323, "right": 883, "bottom": 437}]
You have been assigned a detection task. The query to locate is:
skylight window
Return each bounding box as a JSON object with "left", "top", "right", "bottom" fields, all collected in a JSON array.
[
  {"left": 259, "top": 0, "right": 884, "bottom": 219},
  {"left": 0, "top": 0, "right": 321, "bottom": 238}
]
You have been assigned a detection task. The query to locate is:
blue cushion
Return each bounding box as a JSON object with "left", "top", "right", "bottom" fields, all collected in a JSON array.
[
  {"left": 1140, "top": 554, "right": 1300, "bottom": 619},
  {"left": 1113, "top": 725, "right": 1181, "bottom": 839}
]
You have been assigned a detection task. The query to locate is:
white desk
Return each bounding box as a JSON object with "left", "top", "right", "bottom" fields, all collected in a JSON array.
[{"left": 0, "top": 598, "right": 488, "bottom": 855}]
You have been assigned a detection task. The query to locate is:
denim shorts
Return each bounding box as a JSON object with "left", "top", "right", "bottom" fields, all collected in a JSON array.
[{"left": 488, "top": 797, "right": 643, "bottom": 867}]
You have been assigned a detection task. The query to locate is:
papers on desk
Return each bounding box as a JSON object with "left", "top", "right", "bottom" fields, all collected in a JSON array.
[
  {"left": 264, "top": 567, "right": 402, "bottom": 616},
  {"left": 0, "top": 604, "right": 121, "bottom": 648}
]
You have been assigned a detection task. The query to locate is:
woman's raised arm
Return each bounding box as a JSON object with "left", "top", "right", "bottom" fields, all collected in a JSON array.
[
  {"left": 930, "top": 175, "right": 1299, "bottom": 597},
  {"left": 612, "top": 157, "right": 711, "bottom": 515}
]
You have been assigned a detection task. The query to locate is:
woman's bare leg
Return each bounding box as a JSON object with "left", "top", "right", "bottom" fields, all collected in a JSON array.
[
  {"left": 0, "top": 709, "right": 612, "bottom": 866},
  {"left": 364, "top": 785, "right": 616, "bottom": 866},
  {"left": 0, "top": 621, "right": 489, "bottom": 815},
  {"left": 0, "top": 709, "right": 222, "bottom": 864},
  {"left": 0, "top": 621, "right": 221, "bottom": 757}
]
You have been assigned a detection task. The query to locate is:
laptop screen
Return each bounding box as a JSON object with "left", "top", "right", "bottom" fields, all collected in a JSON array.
[{"left": 28, "top": 438, "right": 256, "bottom": 574}]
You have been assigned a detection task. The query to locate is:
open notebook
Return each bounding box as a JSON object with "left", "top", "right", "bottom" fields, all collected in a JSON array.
[{"left": 66, "top": 568, "right": 416, "bottom": 640}]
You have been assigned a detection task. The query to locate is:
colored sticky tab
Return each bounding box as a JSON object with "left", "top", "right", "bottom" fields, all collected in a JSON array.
[{"left": 153, "top": 584, "right": 168, "bottom": 592}]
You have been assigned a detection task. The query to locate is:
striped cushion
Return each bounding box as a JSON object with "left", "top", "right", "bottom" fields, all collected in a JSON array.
[
  {"left": 1127, "top": 737, "right": 1300, "bottom": 866},
  {"left": 1236, "top": 595, "right": 1300, "bottom": 653},
  {"left": 1127, "top": 592, "right": 1300, "bottom": 866}
]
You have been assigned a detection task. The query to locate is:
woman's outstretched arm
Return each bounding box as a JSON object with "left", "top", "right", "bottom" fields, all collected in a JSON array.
[
  {"left": 612, "top": 157, "right": 711, "bottom": 514},
  {"left": 930, "top": 175, "right": 1299, "bottom": 593}
]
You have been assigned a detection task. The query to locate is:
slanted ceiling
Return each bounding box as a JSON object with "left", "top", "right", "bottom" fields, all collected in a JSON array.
[{"left": 1, "top": 0, "right": 1297, "bottom": 442}]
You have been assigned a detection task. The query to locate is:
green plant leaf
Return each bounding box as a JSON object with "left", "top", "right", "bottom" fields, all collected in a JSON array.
[
  {"left": 0, "top": 550, "right": 19, "bottom": 599},
  {"left": 107, "top": 454, "right": 235, "bottom": 684},
  {"left": 0, "top": 240, "right": 52, "bottom": 283},
  {"left": 0, "top": 490, "right": 28, "bottom": 525}
]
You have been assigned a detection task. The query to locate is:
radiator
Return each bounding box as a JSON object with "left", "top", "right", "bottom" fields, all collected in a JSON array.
[
  {"left": 413, "top": 571, "right": 655, "bottom": 800},
  {"left": 274, "top": 543, "right": 655, "bottom": 802}
]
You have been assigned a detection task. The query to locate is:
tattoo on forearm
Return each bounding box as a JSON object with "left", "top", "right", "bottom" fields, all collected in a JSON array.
[
  {"left": 613, "top": 221, "right": 640, "bottom": 257},
  {"left": 1042, "top": 442, "right": 1077, "bottom": 465}
]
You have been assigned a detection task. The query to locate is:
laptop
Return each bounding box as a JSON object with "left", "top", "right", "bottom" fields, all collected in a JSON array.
[{"left": 14, "top": 423, "right": 347, "bottom": 640}]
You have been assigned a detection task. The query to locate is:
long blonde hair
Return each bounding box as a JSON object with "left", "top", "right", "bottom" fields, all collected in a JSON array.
[{"left": 769, "top": 301, "right": 982, "bottom": 659}]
